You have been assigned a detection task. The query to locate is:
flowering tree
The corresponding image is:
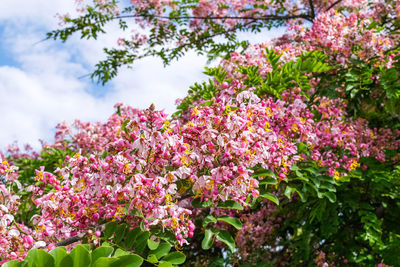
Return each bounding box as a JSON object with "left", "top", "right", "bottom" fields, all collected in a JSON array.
[{"left": 1, "top": 0, "right": 400, "bottom": 266}]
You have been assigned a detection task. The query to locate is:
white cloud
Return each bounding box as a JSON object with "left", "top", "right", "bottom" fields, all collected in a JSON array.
[{"left": 0, "top": 0, "right": 77, "bottom": 27}]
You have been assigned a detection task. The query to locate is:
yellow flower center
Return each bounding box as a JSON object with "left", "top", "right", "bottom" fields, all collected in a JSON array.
[
  {"left": 265, "top": 107, "right": 273, "bottom": 117},
  {"left": 264, "top": 122, "right": 272, "bottom": 131}
]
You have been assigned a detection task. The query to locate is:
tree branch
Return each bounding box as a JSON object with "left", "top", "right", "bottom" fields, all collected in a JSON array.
[
  {"left": 325, "top": 0, "right": 344, "bottom": 12},
  {"left": 55, "top": 223, "right": 106, "bottom": 247},
  {"left": 56, "top": 232, "right": 87, "bottom": 247},
  {"left": 309, "top": 0, "right": 316, "bottom": 19},
  {"left": 173, "top": 20, "right": 256, "bottom": 52},
  {"left": 116, "top": 14, "right": 313, "bottom": 23}
]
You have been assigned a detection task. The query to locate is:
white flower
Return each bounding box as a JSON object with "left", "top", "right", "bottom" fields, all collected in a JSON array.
[
  {"left": 8, "top": 229, "right": 20, "bottom": 237},
  {"left": 0, "top": 214, "right": 13, "bottom": 227},
  {"left": 0, "top": 204, "right": 8, "bottom": 213},
  {"left": 34, "top": 241, "right": 47, "bottom": 248}
]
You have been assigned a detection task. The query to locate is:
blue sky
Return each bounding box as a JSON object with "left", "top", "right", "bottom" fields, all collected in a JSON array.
[{"left": 0, "top": 0, "right": 282, "bottom": 151}]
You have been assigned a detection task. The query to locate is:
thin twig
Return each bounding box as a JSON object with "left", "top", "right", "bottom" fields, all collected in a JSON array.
[
  {"left": 12, "top": 220, "right": 39, "bottom": 242},
  {"left": 115, "top": 14, "right": 313, "bottom": 23},
  {"left": 325, "top": 0, "right": 344, "bottom": 12}
]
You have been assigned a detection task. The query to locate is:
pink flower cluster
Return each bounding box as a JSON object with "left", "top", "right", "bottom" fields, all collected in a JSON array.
[
  {"left": 25, "top": 75, "right": 398, "bottom": 258},
  {"left": 0, "top": 159, "right": 43, "bottom": 264},
  {"left": 235, "top": 201, "right": 281, "bottom": 262},
  {"left": 34, "top": 106, "right": 195, "bottom": 247},
  {"left": 302, "top": 7, "right": 396, "bottom": 65}
]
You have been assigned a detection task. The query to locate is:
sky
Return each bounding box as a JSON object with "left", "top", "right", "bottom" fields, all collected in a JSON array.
[{"left": 0, "top": 0, "right": 283, "bottom": 151}]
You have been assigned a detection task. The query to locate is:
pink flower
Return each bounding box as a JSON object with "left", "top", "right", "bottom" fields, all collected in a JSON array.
[{"left": 23, "top": 235, "right": 34, "bottom": 246}]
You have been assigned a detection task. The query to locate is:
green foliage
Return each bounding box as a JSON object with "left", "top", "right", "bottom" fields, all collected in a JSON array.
[
  {"left": 216, "top": 200, "right": 243, "bottom": 210},
  {"left": 152, "top": 242, "right": 171, "bottom": 259},
  {"left": 259, "top": 193, "right": 280, "bottom": 205},
  {"left": 161, "top": 252, "right": 186, "bottom": 265},
  {"left": 201, "top": 229, "right": 214, "bottom": 250},
  {"left": 147, "top": 239, "right": 160, "bottom": 251},
  {"left": 91, "top": 247, "right": 114, "bottom": 265},
  {"left": 317, "top": 50, "right": 400, "bottom": 128},
  {"left": 215, "top": 230, "right": 236, "bottom": 253},
  {"left": 11, "top": 147, "right": 73, "bottom": 186},
  {"left": 1, "top": 234, "right": 186, "bottom": 267},
  {"left": 7, "top": 148, "right": 75, "bottom": 227},
  {"left": 49, "top": 247, "right": 70, "bottom": 267},
  {"left": 217, "top": 216, "right": 242, "bottom": 230},
  {"left": 92, "top": 49, "right": 136, "bottom": 85},
  {"left": 261, "top": 159, "right": 400, "bottom": 266},
  {"left": 72, "top": 221, "right": 187, "bottom": 266},
  {"left": 194, "top": 198, "right": 244, "bottom": 254},
  {"left": 202, "top": 215, "right": 217, "bottom": 227},
  {"left": 1, "top": 261, "right": 22, "bottom": 267},
  {"left": 254, "top": 49, "right": 332, "bottom": 98},
  {"left": 175, "top": 49, "right": 333, "bottom": 117},
  {"left": 191, "top": 198, "right": 212, "bottom": 208},
  {"left": 2, "top": 245, "right": 147, "bottom": 267},
  {"left": 285, "top": 164, "right": 337, "bottom": 203},
  {"left": 47, "top": 5, "right": 114, "bottom": 42},
  {"left": 70, "top": 245, "right": 91, "bottom": 266}
]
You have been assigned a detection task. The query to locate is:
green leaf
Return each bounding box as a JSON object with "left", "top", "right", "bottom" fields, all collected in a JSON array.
[
  {"left": 105, "top": 222, "right": 117, "bottom": 239},
  {"left": 147, "top": 238, "right": 160, "bottom": 250},
  {"left": 113, "top": 249, "right": 129, "bottom": 257},
  {"left": 201, "top": 229, "right": 214, "bottom": 250},
  {"left": 289, "top": 165, "right": 299, "bottom": 171},
  {"left": 36, "top": 250, "right": 55, "bottom": 267},
  {"left": 110, "top": 255, "right": 143, "bottom": 267},
  {"left": 70, "top": 244, "right": 90, "bottom": 267},
  {"left": 215, "top": 230, "right": 236, "bottom": 253},
  {"left": 124, "top": 228, "right": 140, "bottom": 249},
  {"left": 319, "top": 182, "right": 336, "bottom": 192},
  {"left": 2, "top": 260, "right": 22, "bottom": 267},
  {"left": 259, "top": 177, "right": 278, "bottom": 185},
  {"left": 202, "top": 215, "right": 217, "bottom": 227},
  {"left": 152, "top": 242, "right": 171, "bottom": 259},
  {"left": 24, "top": 249, "right": 38, "bottom": 267},
  {"left": 309, "top": 176, "right": 320, "bottom": 188},
  {"left": 146, "top": 254, "right": 158, "bottom": 264},
  {"left": 252, "top": 169, "right": 275, "bottom": 178},
  {"left": 49, "top": 247, "right": 69, "bottom": 267},
  {"left": 59, "top": 255, "right": 73, "bottom": 267},
  {"left": 216, "top": 200, "right": 243, "bottom": 210},
  {"left": 284, "top": 186, "right": 306, "bottom": 202},
  {"left": 260, "top": 193, "right": 279, "bottom": 205},
  {"left": 139, "top": 221, "right": 146, "bottom": 232},
  {"left": 133, "top": 231, "right": 150, "bottom": 254},
  {"left": 162, "top": 252, "right": 186, "bottom": 264},
  {"left": 92, "top": 257, "right": 119, "bottom": 267},
  {"left": 114, "top": 224, "right": 127, "bottom": 244},
  {"left": 158, "top": 262, "right": 173, "bottom": 267},
  {"left": 217, "top": 216, "right": 242, "bottom": 230},
  {"left": 192, "top": 198, "right": 212, "bottom": 208},
  {"left": 91, "top": 246, "right": 114, "bottom": 264},
  {"left": 323, "top": 192, "right": 336, "bottom": 203},
  {"left": 121, "top": 119, "right": 130, "bottom": 132},
  {"left": 297, "top": 142, "right": 308, "bottom": 154}
]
